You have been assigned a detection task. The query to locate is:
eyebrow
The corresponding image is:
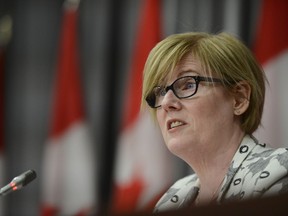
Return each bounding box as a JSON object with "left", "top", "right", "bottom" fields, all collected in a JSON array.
[
  {"left": 177, "top": 70, "right": 200, "bottom": 77},
  {"left": 159, "top": 70, "right": 200, "bottom": 87}
]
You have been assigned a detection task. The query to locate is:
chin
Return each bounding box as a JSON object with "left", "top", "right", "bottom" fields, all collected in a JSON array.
[{"left": 166, "top": 140, "right": 187, "bottom": 157}]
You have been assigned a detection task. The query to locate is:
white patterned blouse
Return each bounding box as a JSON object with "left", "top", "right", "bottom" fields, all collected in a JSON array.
[{"left": 154, "top": 135, "right": 288, "bottom": 213}]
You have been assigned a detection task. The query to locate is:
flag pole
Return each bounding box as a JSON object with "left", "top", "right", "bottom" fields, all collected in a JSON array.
[{"left": 98, "top": 0, "right": 123, "bottom": 214}]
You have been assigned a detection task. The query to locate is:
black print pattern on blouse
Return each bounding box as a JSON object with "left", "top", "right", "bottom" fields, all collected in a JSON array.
[
  {"left": 240, "top": 145, "right": 249, "bottom": 153},
  {"left": 153, "top": 135, "right": 288, "bottom": 212}
]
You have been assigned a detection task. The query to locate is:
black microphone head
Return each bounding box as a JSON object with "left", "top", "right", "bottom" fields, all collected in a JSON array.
[{"left": 22, "top": 170, "right": 37, "bottom": 186}]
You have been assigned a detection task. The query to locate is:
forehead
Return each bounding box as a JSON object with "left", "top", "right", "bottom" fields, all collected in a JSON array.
[{"left": 165, "top": 54, "right": 206, "bottom": 82}]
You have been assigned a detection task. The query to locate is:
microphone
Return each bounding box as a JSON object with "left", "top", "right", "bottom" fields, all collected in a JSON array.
[{"left": 0, "top": 170, "right": 37, "bottom": 196}]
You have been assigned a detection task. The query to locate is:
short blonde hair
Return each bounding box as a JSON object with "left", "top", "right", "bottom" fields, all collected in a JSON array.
[{"left": 141, "top": 32, "right": 266, "bottom": 134}]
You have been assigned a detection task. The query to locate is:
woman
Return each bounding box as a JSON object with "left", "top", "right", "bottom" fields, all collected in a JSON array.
[{"left": 141, "top": 32, "right": 288, "bottom": 212}]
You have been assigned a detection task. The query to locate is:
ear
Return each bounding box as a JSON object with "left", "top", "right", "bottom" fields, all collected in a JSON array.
[{"left": 232, "top": 81, "right": 251, "bottom": 115}]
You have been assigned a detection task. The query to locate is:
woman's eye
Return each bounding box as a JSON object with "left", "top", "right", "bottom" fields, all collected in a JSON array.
[
  {"left": 183, "top": 82, "right": 196, "bottom": 90},
  {"left": 154, "top": 87, "right": 166, "bottom": 97},
  {"left": 159, "top": 88, "right": 166, "bottom": 96}
]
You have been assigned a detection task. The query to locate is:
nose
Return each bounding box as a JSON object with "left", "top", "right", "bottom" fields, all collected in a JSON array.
[{"left": 161, "top": 90, "right": 181, "bottom": 111}]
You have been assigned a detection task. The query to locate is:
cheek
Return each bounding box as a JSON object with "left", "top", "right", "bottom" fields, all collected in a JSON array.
[
  {"left": 188, "top": 97, "right": 234, "bottom": 131},
  {"left": 205, "top": 98, "right": 235, "bottom": 127},
  {"left": 156, "top": 111, "right": 165, "bottom": 133}
]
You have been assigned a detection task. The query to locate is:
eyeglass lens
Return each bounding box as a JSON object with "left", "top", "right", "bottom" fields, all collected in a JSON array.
[{"left": 152, "top": 76, "right": 198, "bottom": 107}]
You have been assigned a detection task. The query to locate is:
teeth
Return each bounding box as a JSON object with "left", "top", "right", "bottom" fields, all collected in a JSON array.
[{"left": 170, "top": 121, "right": 184, "bottom": 129}]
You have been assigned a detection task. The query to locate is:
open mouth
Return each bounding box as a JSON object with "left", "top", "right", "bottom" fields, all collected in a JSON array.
[{"left": 168, "top": 120, "right": 186, "bottom": 130}]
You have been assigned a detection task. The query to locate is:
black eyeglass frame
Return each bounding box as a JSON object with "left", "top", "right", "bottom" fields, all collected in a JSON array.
[{"left": 145, "top": 76, "right": 223, "bottom": 108}]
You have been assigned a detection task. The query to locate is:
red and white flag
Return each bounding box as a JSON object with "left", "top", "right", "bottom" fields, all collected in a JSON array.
[
  {"left": 254, "top": 0, "right": 288, "bottom": 148},
  {"left": 112, "top": 0, "right": 179, "bottom": 213},
  {"left": 41, "top": 1, "right": 96, "bottom": 215}
]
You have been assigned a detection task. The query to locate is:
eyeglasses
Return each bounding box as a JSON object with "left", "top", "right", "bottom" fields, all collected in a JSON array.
[{"left": 145, "top": 76, "right": 222, "bottom": 108}]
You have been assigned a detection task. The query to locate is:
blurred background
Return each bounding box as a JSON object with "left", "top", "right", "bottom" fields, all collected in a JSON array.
[{"left": 0, "top": 0, "right": 287, "bottom": 215}]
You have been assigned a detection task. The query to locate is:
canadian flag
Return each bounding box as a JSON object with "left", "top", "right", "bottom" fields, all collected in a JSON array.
[
  {"left": 111, "top": 0, "right": 178, "bottom": 214},
  {"left": 41, "top": 1, "right": 96, "bottom": 215},
  {"left": 254, "top": 0, "right": 288, "bottom": 148}
]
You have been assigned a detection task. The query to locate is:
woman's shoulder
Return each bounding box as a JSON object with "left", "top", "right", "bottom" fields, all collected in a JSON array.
[
  {"left": 231, "top": 140, "right": 288, "bottom": 198},
  {"left": 241, "top": 137, "right": 288, "bottom": 179},
  {"left": 239, "top": 135, "right": 288, "bottom": 164},
  {"left": 221, "top": 137, "right": 288, "bottom": 201},
  {"left": 250, "top": 141, "right": 288, "bottom": 163}
]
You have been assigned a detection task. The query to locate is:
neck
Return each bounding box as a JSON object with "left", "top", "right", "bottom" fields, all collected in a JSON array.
[
  {"left": 195, "top": 173, "right": 226, "bottom": 206},
  {"left": 188, "top": 131, "right": 246, "bottom": 205},
  {"left": 188, "top": 128, "right": 245, "bottom": 170},
  {"left": 195, "top": 162, "right": 228, "bottom": 205}
]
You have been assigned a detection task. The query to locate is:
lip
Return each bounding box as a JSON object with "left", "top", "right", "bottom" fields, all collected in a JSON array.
[{"left": 166, "top": 118, "right": 187, "bottom": 131}]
